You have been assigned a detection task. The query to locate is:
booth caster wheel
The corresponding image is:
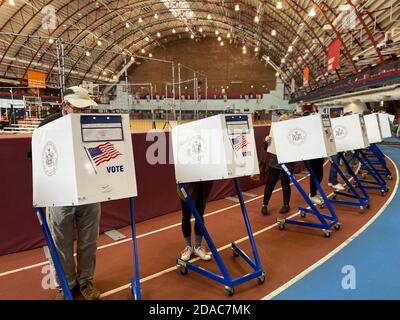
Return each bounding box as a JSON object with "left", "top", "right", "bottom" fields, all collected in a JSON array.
[
  {"left": 359, "top": 206, "right": 365, "bottom": 213},
  {"left": 323, "top": 229, "right": 331, "bottom": 238},
  {"left": 387, "top": 175, "right": 393, "bottom": 181},
  {"left": 257, "top": 272, "right": 266, "bottom": 285},
  {"left": 231, "top": 248, "right": 239, "bottom": 257},
  {"left": 178, "top": 266, "right": 188, "bottom": 275},
  {"left": 225, "top": 286, "right": 235, "bottom": 297},
  {"left": 300, "top": 210, "right": 306, "bottom": 218},
  {"left": 278, "top": 222, "right": 285, "bottom": 230},
  {"left": 381, "top": 190, "right": 386, "bottom": 197},
  {"left": 334, "top": 223, "right": 341, "bottom": 230}
]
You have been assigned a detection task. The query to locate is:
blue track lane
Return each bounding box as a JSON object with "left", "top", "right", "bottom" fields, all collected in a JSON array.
[{"left": 273, "top": 142, "right": 400, "bottom": 300}]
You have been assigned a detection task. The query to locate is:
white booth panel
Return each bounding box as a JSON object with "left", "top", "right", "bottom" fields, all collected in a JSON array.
[
  {"left": 270, "top": 114, "right": 337, "bottom": 164},
  {"left": 331, "top": 114, "right": 369, "bottom": 152},
  {"left": 364, "top": 113, "right": 383, "bottom": 144},
  {"left": 378, "top": 113, "right": 392, "bottom": 138},
  {"left": 172, "top": 114, "right": 259, "bottom": 183},
  {"left": 32, "top": 113, "right": 137, "bottom": 207}
]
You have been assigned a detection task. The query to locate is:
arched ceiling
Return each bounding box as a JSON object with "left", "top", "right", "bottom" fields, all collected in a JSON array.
[{"left": 0, "top": 0, "right": 399, "bottom": 96}]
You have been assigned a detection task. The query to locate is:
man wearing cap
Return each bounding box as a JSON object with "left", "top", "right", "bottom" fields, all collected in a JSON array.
[{"left": 38, "top": 86, "right": 101, "bottom": 300}]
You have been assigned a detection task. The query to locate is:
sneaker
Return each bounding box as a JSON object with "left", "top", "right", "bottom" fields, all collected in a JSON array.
[
  {"left": 332, "top": 183, "right": 345, "bottom": 191},
  {"left": 310, "top": 195, "right": 323, "bottom": 205},
  {"left": 79, "top": 281, "right": 101, "bottom": 300},
  {"left": 279, "top": 205, "right": 290, "bottom": 214},
  {"left": 261, "top": 205, "right": 268, "bottom": 215},
  {"left": 194, "top": 246, "right": 212, "bottom": 261},
  {"left": 180, "top": 246, "right": 193, "bottom": 261}
]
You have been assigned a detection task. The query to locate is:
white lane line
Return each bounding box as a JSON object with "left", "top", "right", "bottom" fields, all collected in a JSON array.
[
  {"left": 0, "top": 162, "right": 325, "bottom": 278},
  {"left": 262, "top": 156, "right": 399, "bottom": 300}
]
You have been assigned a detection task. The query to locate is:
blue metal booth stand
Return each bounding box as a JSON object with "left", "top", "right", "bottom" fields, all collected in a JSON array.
[
  {"left": 35, "top": 197, "right": 141, "bottom": 300},
  {"left": 176, "top": 178, "right": 265, "bottom": 297}
]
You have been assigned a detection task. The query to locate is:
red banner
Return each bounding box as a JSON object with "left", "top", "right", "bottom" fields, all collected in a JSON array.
[
  {"left": 327, "top": 39, "right": 341, "bottom": 72},
  {"left": 303, "top": 66, "right": 309, "bottom": 87}
]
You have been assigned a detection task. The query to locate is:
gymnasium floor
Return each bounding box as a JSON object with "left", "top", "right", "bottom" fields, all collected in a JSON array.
[{"left": 0, "top": 144, "right": 398, "bottom": 300}]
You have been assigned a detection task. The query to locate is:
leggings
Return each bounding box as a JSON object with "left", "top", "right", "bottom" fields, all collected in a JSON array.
[
  {"left": 181, "top": 186, "right": 205, "bottom": 238},
  {"left": 308, "top": 158, "right": 325, "bottom": 197},
  {"left": 263, "top": 167, "right": 292, "bottom": 206}
]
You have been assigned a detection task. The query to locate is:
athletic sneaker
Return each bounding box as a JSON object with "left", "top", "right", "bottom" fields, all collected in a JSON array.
[
  {"left": 332, "top": 183, "right": 345, "bottom": 191},
  {"left": 310, "top": 195, "right": 323, "bottom": 205},
  {"left": 194, "top": 246, "right": 212, "bottom": 261},
  {"left": 180, "top": 246, "right": 193, "bottom": 261},
  {"left": 80, "top": 281, "right": 101, "bottom": 300}
]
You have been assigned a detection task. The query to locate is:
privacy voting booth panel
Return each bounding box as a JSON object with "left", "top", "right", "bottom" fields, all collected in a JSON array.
[
  {"left": 364, "top": 113, "right": 383, "bottom": 144},
  {"left": 331, "top": 114, "right": 369, "bottom": 152},
  {"left": 268, "top": 114, "right": 337, "bottom": 163},
  {"left": 378, "top": 113, "right": 392, "bottom": 138},
  {"left": 32, "top": 114, "right": 137, "bottom": 207},
  {"left": 172, "top": 114, "right": 259, "bottom": 183}
]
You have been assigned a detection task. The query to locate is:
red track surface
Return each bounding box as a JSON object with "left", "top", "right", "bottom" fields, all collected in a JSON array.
[{"left": 0, "top": 159, "right": 396, "bottom": 300}]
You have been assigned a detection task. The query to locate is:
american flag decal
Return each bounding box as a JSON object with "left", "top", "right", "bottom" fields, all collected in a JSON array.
[
  {"left": 231, "top": 135, "right": 249, "bottom": 151},
  {"left": 87, "top": 142, "right": 122, "bottom": 166}
]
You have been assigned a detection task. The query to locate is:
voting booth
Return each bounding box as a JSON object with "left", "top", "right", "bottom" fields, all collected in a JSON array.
[
  {"left": 268, "top": 114, "right": 337, "bottom": 164},
  {"left": 31, "top": 113, "right": 141, "bottom": 300},
  {"left": 269, "top": 114, "right": 340, "bottom": 237},
  {"left": 364, "top": 113, "right": 383, "bottom": 144},
  {"left": 172, "top": 114, "right": 259, "bottom": 183},
  {"left": 327, "top": 114, "right": 371, "bottom": 212},
  {"left": 378, "top": 113, "right": 392, "bottom": 139},
  {"left": 172, "top": 114, "right": 264, "bottom": 296},
  {"left": 32, "top": 114, "right": 137, "bottom": 207},
  {"left": 331, "top": 114, "right": 369, "bottom": 152},
  {"left": 358, "top": 113, "right": 392, "bottom": 185}
]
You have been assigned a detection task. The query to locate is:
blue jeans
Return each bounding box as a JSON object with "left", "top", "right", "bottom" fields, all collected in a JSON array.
[{"left": 329, "top": 154, "right": 339, "bottom": 185}]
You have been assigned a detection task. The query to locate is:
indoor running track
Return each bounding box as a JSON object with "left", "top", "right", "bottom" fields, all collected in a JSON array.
[{"left": 0, "top": 152, "right": 397, "bottom": 300}]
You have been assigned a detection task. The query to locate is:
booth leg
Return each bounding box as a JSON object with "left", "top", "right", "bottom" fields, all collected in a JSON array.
[
  {"left": 279, "top": 163, "right": 336, "bottom": 236},
  {"left": 176, "top": 182, "right": 264, "bottom": 295},
  {"left": 329, "top": 155, "right": 369, "bottom": 211},
  {"left": 233, "top": 178, "right": 262, "bottom": 270},
  {"left": 35, "top": 208, "right": 73, "bottom": 300},
  {"left": 369, "top": 144, "right": 392, "bottom": 178},
  {"left": 357, "top": 150, "right": 388, "bottom": 194},
  {"left": 177, "top": 183, "right": 232, "bottom": 286},
  {"left": 340, "top": 153, "right": 370, "bottom": 204},
  {"left": 304, "top": 161, "right": 339, "bottom": 225},
  {"left": 129, "top": 198, "right": 141, "bottom": 300}
]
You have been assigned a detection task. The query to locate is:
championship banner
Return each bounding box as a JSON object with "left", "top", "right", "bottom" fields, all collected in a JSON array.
[
  {"left": 327, "top": 39, "right": 341, "bottom": 72},
  {"left": 303, "top": 67, "right": 309, "bottom": 87},
  {"left": 27, "top": 70, "right": 46, "bottom": 88}
]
